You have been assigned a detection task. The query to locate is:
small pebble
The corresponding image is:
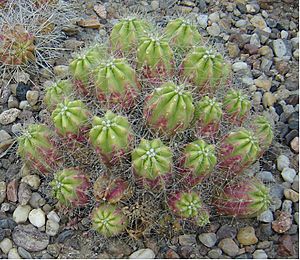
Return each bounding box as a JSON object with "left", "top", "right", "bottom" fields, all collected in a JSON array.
[
  {"left": 284, "top": 189, "right": 299, "bottom": 202},
  {"left": 257, "top": 210, "right": 274, "bottom": 223},
  {"left": 281, "top": 168, "right": 296, "bottom": 183},
  {"left": 0, "top": 238, "right": 13, "bottom": 254},
  {"left": 277, "top": 155, "right": 290, "bottom": 171},
  {"left": 253, "top": 249, "right": 268, "bottom": 259},
  {"left": 29, "top": 208, "right": 46, "bottom": 228},
  {"left": 218, "top": 238, "right": 239, "bottom": 257},
  {"left": 0, "top": 109, "right": 20, "bottom": 125},
  {"left": 232, "top": 62, "right": 248, "bottom": 72},
  {"left": 13, "top": 205, "right": 31, "bottom": 224},
  {"left": 46, "top": 220, "right": 60, "bottom": 236},
  {"left": 129, "top": 248, "right": 155, "bottom": 259},
  {"left": 237, "top": 226, "right": 258, "bottom": 246},
  {"left": 198, "top": 233, "right": 217, "bottom": 248},
  {"left": 8, "top": 248, "right": 21, "bottom": 259}
]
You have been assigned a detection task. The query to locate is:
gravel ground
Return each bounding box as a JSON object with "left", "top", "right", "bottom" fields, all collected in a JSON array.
[{"left": 0, "top": 0, "right": 299, "bottom": 258}]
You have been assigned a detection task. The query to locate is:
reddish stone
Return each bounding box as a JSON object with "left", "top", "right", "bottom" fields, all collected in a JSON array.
[
  {"left": 272, "top": 211, "right": 293, "bottom": 233},
  {"left": 244, "top": 44, "right": 259, "bottom": 55},
  {"left": 278, "top": 235, "right": 295, "bottom": 256},
  {"left": 6, "top": 179, "right": 18, "bottom": 202},
  {"left": 165, "top": 248, "right": 180, "bottom": 259}
]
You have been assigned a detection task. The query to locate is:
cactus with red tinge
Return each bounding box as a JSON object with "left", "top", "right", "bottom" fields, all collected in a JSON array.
[
  {"left": 50, "top": 168, "right": 90, "bottom": 207},
  {"left": 213, "top": 177, "right": 271, "bottom": 218},
  {"left": 144, "top": 82, "right": 194, "bottom": 135}
]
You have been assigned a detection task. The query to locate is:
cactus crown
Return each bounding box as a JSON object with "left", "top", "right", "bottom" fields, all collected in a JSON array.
[
  {"left": 195, "top": 96, "right": 223, "bottom": 124},
  {"left": 174, "top": 192, "right": 203, "bottom": 218}
]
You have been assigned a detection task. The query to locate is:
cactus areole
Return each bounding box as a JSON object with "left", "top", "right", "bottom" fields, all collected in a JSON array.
[{"left": 213, "top": 178, "right": 271, "bottom": 218}]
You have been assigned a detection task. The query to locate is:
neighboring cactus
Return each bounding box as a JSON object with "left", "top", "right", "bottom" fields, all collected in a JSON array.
[
  {"left": 44, "top": 80, "right": 73, "bottom": 111},
  {"left": 164, "top": 18, "right": 201, "bottom": 50},
  {"left": 213, "top": 177, "right": 271, "bottom": 218},
  {"left": 17, "top": 124, "right": 60, "bottom": 174},
  {"left": 0, "top": 24, "right": 35, "bottom": 65},
  {"left": 93, "top": 174, "right": 132, "bottom": 203},
  {"left": 132, "top": 139, "right": 172, "bottom": 190},
  {"left": 93, "top": 59, "right": 140, "bottom": 110},
  {"left": 179, "top": 139, "right": 217, "bottom": 186},
  {"left": 51, "top": 99, "right": 90, "bottom": 140},
  {"left": 180, "top": 47, "right": 230, "bottom": 91},
  {"left": 92, "top": 204, "right": 128, "bottom": 237},
  {"left": 223, "top": 89, "right": 251, "bottom": 125},
  {"left": 110, "top": 18, "right": 150, "bottom": 54},
  {"left": 137, "top": 36, "right": 174, "bottom": 82},
  {"left": 168, "top": 191, "right": 210, "bottom": 227},
  {"left": 50, "top": 168, "right": 91, "bottom": 207},
  {"left": 69, "top": 45, "right": 104, "bottom": 95},
  {"left": 144, "top": 82, "right": 194, "bottom": 135},
  {"left": 251, "top": 115, "right": 273, "bottom": 153},
  {"left": 218, "top": 128, "right": 261, "bottom": 174},
  {"left": 89, "top": 111, "right": 134, "bottom": 165},
  {"left": 193, "top": 96, "right": 223, "bottom": 138}
]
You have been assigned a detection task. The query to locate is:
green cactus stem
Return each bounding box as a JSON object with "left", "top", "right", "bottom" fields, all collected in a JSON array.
[
  {"left": 51, "top": 99, "right": 90, "bottom": 141},
  {"left": 92, "top": 204, "right": 128, "bottom": 237},
  {"left": 168, "top": 191, "right": 210, "bottom": 227},
  {"left": 131, "top": 139, "right": 172, "bottom": 190},
  {"left": 89, "top": 111, "right": 134, "bottom": 165},
  {"left": 110, "top": 18, "right": 150, "bottom": 55},
  {"left": 180, "top": 139, "right": 217, "bottom": 186},
  {"left": 223, "top": 89, "right": 251, "bottom": 125},
  {"left": 164, "top": 18, "right": 201, "bottom": 50},
  {"left": 44, "top": 80, "right": 73, "bottom": 111},
  {"left": 193, "top": 96, "right": 223, "bottom": 138},
  {"left": 50, "top": 168, "right": 90, "bottom": 207},
  {"left": 180, "top": 47, "right": 231, "bottom": 91},
  {"left": 93, "top": 58, "right": 140, "bottom": 110},
  {"left": 17, "top": 124, "right": 60, "bottom": 174},
  {"left": 143, "top": 82, "right": 194, "bottom": 135},
  {"left": 218, "top": 128, "right": 261, "bottom": 174},
  {"left": 213, "top": 177, "right": 271, "bottom": 218},
  {"left": 137, "top": 36, "right": 174, "bottom": 83}
]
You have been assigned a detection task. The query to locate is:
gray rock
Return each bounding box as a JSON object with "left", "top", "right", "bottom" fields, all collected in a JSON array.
[
  {"left": 236, "top": 20, "right": 247, "bottom": 28},
  {"left": 198, "top": 14, "right": 208, "bottom": 29},
  {"left": 13, "top": 205, "right": 31, "bottom": 224},
  {"left": 208, "top": 12, "right": 220, "bottom": 23},
  {"left": 12, "top": 224, "right": 49, "bottom": 252},
  {"left": 277, "top": 155, "right": 290, "bottom": 171},
  {"left": 8, "top": 96, "right": 19, "bottom": 109},
  {"left": 28, "top": 208, "right": 46, "bottom": 228},
  {"left": 217, "top": 225, "right": 237, "bottom": 240},
  {"left": 0, "top": 182, "right": 6, "bottom": 204},
  {"left": 26, "top": 91, "right": 39, "bottom": 106},
  {"left": 250, "top": 33, "right": 261, "bottom": 47},
  {"left": 18, "top": 183, "right": 32, "bottom": 206},
  {"left": 272, "top": 39, "right": 287, "bottom": 58},
  {"left": 21, "top": 175, "right": 41, "bottom": 190},
  {"left": 294, "top": 212, "right": 299, "bottom": 225},
  {"left": 208, "top": 248, "right": 222, "bottom": 258},
  {"left": 218, "top": 238, "right": 239, "bottom": 257},
  {"left": 178, "top": 234, "right": 196, "bottom": 246},
  {"left": 29, "top": 192, "right": 45, "bottom": 208},
  {"left": 292, "top": 175, "right": 298, "bottom": 192},
  {"left": 129, "top": 249, "right": 155, "bottom": 259},
  {"left": 8, "top": 248, "right": 21, "bottom": 259},
  {"left": 232, "top": 62, "right": 248, "bottom": 72},
  {"left": 17, "top": 247, "right": 32, "bottom": 259},
  {"left": 281, "top": 200, "right": 293, "bottom": 214},
  {"left": 281, "top": 168, "right": 296, "bottom": 183},
  {"left": 257, "top": 210, "right": 274, "bottom": 223},
  {"left": 46, "top": 220, "right": 59, "bottom": 236},
  {"left": 253, "top": 249, "right": 268, "bottom": 259},
  {"left": 198, "top": 233, "right": 217, "bottom": 248},
  {"left": 47, "top": 211, "right": 60, "bottom": 223},
  {"left": 0, "top": 238, "right": 13, "bottom": 254},
  {"left": 0, "top": 109, "right": 20, "bottom": 125},
  {"left": 256, "top": 171, "right": 275, "bottom": 182},
  {"left": 207, "top": 23, "right": 220, "bottom": 36}
]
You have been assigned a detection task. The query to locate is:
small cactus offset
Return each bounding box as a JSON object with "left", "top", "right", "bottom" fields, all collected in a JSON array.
[
  {"left": 92, "top": 204, "right": 128, "bottom": 237},
  {"left": 50, "top": 168, "right": 91, "bottom": 207},
  {"left": 93, "top": 174, "right": 132, "bottom": 203},
  {"left": 51, "top": 99, "right": 90, "bottom": 141},
  {"left": 223, "top": 89, "right": 251, "bottom": 125},
  {"left": 213, "top": 177, "right": 271, "bottom": 218},
  {"left": 137, "top": 36, "right": 174, "bottom": 82},
  {"left": 44, "top": 80, "right": 73, "bottom": 111},
  {"left": 179, "top": 139, "right": 217, "bottom": 186},
  {"left": 17, "top": 124, "right": 60, "bottom": 174},
  {"left": 0, "top": 24, "right": 35, "bottom": 65},
  {"left": 164, "top": 18, "right": 201, "bottom": 50},
  {"left": 218, "top": 128, "right": 260, "bottom": 174},
  {"left": 93, "top": 59, "right": 140, "bottom": 110},
  {"left": 193, "top": 96, "right": 223, "bottom": 138},
  {"left": 168, "top": 191, "right": 210, "bottom": 227},
  {"left": 110, "top": 18, "right": 150, "bottom": 55},
  {"left": 180, "top": 47, "right": 230, "bottom": 91},
  {"left": 132, "top": 139, "right": 172, "bottom": 190},
  {"left": 89, "top": 111, "right": 134, "bottom": 165},
  {"left": 144, "top": 82, "right": 194, "bottom": 135}
]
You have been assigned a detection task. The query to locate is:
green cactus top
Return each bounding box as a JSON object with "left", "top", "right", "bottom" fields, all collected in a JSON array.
[
  {"left": 69, "top": 45, "right": 104, "bottom": 84},
  {"left": 194, "top": 96, "right": 222, "bottom": 125},
  {"left": 181, "top": 47, "right": 230, "bottom": 87},
  {"left": 93, "top": 58, "right": 139, "bottom": 96},
  {"left": 223, "top": 89, "right": 251, "bottom": 121},
  {"left": 17, "top": 124, "right": 53, "bottom": 159},
  {"left": 110, "top": 18, "right": 150, "bottom": 53},
  {"left": 183, "top": 139, "right": 217, "bottom": 176},
  {"left": 89, "top": 111, "right": 133, "bottom": 153},
  {"left": 252, "top": 116, "right": 273, "bottom": 151},
  {"left": 164, "top": 18, "right": 201, "bottom": 49},
  {"left": 92, "top": 204, "right": 128, "bottom": 237},
  {"left": 137, "top": 36, "right": 174, "bottom": 70},
  {"left": 145, "top": 82, "right": 195, "bottom": 135},
  {"left": 51, "top": 99, "right": 89, "bottom": 136},
  {"left": 132, "top": 139, "right": 172, "bottom": 180},
  {"left": 175, "top": 192, "right": 203, "bottom": 218},
  {"left": 44, "top": 80, "right": 73, "bottom": 110}
]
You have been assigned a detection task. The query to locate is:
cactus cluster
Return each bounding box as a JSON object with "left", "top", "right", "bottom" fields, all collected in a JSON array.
[{"left": 17, "top": 16, "right": 274, "bottom": 238}]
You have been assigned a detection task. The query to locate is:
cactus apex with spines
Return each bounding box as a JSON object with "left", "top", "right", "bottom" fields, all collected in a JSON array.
[
  {"left": 89, "top": 110, "right": 134, "bottom": 165},
  {"left": 144, "top": 82, "right": 195, "bottom": 135},
  {"left": 92, "top": 204, "right": 128, "bottom": 237}
]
